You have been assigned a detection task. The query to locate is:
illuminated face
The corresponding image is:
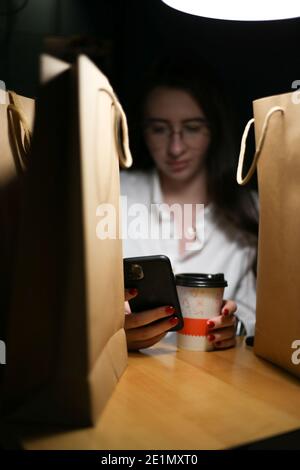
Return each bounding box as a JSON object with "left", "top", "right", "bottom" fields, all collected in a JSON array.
[{"left": 143, "top": 87, "right": 211, "bottom": 182}]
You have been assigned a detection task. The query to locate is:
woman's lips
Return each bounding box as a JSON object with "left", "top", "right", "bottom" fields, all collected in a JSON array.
[{"left": 167, "top": 159, "right": 190, "bottom": 172}]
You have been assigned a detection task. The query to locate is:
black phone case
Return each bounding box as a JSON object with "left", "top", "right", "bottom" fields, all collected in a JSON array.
[{"left": 123, "top": 255, "right": 184, "bottom": 332}]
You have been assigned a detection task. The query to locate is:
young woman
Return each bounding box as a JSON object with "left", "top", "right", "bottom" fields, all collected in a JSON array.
[{"left": 121, "top": 55, "right": 258, "bottom": 351}]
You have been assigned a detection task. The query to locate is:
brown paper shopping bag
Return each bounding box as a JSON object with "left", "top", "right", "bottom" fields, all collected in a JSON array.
[
  {"left": 0, "top": 89, "right": 35, "bottom": 347},
  {"left": 1, "top": 54, "right": 132, "bottom": 425},
  {"left": 0, "top": 88, "right": 34, "bottom": 186},
  {"left": 237, "top": 90, "right": 300, "bottom": 379}
]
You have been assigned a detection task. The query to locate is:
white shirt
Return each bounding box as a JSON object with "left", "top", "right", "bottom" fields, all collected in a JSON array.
[{"left": 120, "top": 169, "right": 257, "bottom": 336}]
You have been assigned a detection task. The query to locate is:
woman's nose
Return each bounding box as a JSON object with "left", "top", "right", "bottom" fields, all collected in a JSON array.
[{"left": 167, "top": 132, "right": 186, "bottom": 158}]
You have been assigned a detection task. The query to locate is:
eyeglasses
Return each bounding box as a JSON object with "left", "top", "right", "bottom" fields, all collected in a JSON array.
[{"left": 143, "top": 118, "right": 210, "bottom": 145}]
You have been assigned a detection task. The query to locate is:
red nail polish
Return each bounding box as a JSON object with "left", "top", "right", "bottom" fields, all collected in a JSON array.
[
  {"left": 165, "top": 306, "right": 175, "bottom": 314},
  {"left": 129, "top": 288, "right": 138, "bottom": 296},
  {"left": 222, "top": 308, "right": 229, "bottom": 316},
  {"left": 207, "top": 334, "right": 215, "bottom": 342},
  {"left": 170, "top": 316, "right": 179, "bottom": 325},
  {"left": 207, "top": 320, "right": 215, "bottom": 329}
]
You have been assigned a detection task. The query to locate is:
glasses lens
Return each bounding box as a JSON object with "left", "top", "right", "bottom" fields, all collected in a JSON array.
[{"left": 144, "top": 119, "right": 209, "bottom": 145}]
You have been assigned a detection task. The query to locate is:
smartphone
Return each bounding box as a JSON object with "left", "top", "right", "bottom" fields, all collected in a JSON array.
[{"left": 123, "top": 255, "right": 184, "bottom": 331}]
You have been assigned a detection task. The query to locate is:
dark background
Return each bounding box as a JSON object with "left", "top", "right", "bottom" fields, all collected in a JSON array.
[{"left": 1, "top": 0, "right": 299, "bottom": 135}]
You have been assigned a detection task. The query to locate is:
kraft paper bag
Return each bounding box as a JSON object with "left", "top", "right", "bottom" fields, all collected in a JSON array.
[
  {"left": 0, "top": 89, "right": 34, "bottom": 350},
  {"left": 237, "top": 90, "right": 300, "bottom": 379},
  {"left": 0, "top": 54, "right": 132, "bottom": 425},
  {"left": 0, "top": 88, "right": 34, "bottom": 186}
]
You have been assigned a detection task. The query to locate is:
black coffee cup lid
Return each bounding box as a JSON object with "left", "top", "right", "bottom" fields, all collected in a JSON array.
[{"left": 175, "top": 273, "right": 227, "bottom": 288}]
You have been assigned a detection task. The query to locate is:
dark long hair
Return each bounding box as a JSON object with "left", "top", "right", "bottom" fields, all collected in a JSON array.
[{"left": 127, "top": 54, "right": 258, "bottom": 253}]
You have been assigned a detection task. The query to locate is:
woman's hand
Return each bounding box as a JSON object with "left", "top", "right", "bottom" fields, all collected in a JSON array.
[
  {"left": 124, "top": 288, "right": 179, "bottom": 351},
  {"left": 206, "top": 300, "right": 237, "bottom": 349}
]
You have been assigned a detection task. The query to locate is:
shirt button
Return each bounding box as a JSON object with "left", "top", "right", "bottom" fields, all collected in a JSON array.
[{"left": 186, "top": 226, "right": 196, "bottom": 240}]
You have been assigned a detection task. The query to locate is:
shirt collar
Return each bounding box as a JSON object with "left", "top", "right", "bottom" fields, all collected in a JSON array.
[
  {"left": 150, "top": 170, "right": 173, "bottom": 221},
  {"left": 150, "top": 168, "right": 215, "bottom": 224},
  {"left": 151, "top": 169, "right": 163, "bottom": 204},
  {"left": 149, "top": 168, "right": 215, "bottom": 261}
]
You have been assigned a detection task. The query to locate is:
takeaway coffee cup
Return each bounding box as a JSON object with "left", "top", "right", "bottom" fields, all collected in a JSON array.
[{"left": 175, "top": 273, "right": 227, "bottom": 351}]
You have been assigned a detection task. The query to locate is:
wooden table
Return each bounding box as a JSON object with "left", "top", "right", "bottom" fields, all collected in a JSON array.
[{"left": 16, "top": 335, "right": 300, "bottom": 449}]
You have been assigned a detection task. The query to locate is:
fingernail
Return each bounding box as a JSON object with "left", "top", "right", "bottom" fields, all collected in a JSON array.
[
  {"left": 170, "top": 316, "right": 179, "bottom": 325},
  {"left": 165, "top": 306, "right": 175, "bottom": 314},
  {"left": 222, "top": 308, "right": 229, "bottom": 316},
  {"left": 207, "top": 334, "right": 215, "bottom": 342},
  {"left": 129, "top": 288, "right": 138, "bottom": 296},
  {"left": 207, "top": 320, "right": 215, "bottom": 329}
]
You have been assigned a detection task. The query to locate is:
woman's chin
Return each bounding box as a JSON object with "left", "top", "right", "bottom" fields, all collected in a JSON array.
[{"left": 165, "top": 167, "right": 193, "bottom": 181}]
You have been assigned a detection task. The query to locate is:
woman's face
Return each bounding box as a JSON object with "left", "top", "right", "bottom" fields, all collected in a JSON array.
[{"left": 143, "top": 87, "right": 211, "bottom": 182}]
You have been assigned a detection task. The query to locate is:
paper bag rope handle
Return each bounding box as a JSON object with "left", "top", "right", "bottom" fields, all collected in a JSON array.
[
  {"left": 236, "top": 106, "right": 284, "bottom": 185},
  {"left": 7, "top": 90, "right": 33, "bottom": 172},
  {"left": 99, "top": 87, "right": 133, "bottom": 169}
]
